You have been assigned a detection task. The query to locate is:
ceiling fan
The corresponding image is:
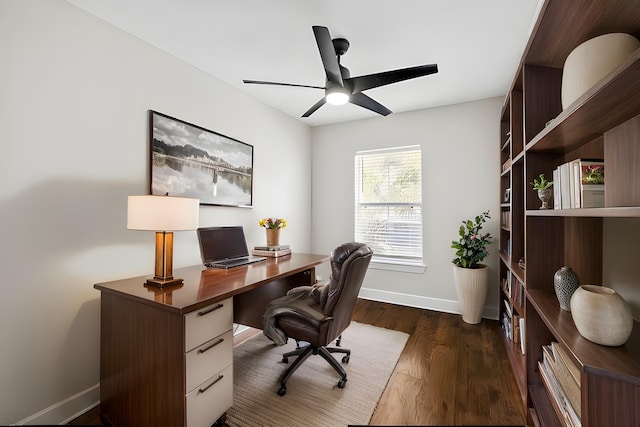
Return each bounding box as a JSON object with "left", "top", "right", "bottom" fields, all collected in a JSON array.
[{"left": 243, "top": 26, "right": 438, "bottom": 118}]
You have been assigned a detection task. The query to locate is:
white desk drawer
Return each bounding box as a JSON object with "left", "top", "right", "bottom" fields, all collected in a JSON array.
[
  {"left": 185, "top": 298, "right": 232, "bottom": 352},
  {"left": 186, "top": 364, "right": 233, "bottom": 427},
  {"left": 186, "top": 330, "right": 233, "bottom": 393}
]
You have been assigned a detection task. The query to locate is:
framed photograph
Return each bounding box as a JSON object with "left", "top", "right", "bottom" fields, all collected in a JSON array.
[
  {"left": 503, "top": 188, "right": 511, "bottom": 203},
  {"left": 149, "top": 110, "right": 253, "bottom": 207}
]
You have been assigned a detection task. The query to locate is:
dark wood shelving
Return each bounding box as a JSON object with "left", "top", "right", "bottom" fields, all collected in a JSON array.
[
  {"left": 526, "top": 51, "right": 640, "bottom": 154},
  {"left": 499, "top": 1, "right": 640, "bottom": 425},
  {"left": 501, "top": 329, "right": 527, "bottom": 407},
  {"left": 528, "top": 384, "right": 563, "bottom": 427},
  {"left": 528, "top": 290, "right": 640, "bottom": 383}
]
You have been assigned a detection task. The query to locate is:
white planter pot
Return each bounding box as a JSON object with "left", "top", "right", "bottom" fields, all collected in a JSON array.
[
  {"left": 562, "top": 33, "right": 640, "bottom": 110},
  {"left": 453, "top": 264, "right": 489, "bottom": 324}
]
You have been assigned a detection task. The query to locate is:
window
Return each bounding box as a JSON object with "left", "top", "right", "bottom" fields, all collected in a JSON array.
[{"left": 354, "top": 146, "right": 423, "bottom": 265}]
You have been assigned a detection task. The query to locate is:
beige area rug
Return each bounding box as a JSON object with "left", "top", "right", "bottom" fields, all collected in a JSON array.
[{"left": 226, "top": 321, "right": 409, "bottom": 427}]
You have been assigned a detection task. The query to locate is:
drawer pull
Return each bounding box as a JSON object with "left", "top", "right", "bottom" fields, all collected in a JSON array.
[
  {"left": 198, "top": 303, "right": 224, "bottom": 317},
  {"left": 199, "top": 374, "right": 223, "bottom": 394},
  {"left": 198, "top": 338, "right": 224, "bottom": 354}
]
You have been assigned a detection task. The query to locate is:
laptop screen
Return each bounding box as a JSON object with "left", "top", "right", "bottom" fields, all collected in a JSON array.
[{"left": 197, "top": 226, "right": 250, "bottom": 262}]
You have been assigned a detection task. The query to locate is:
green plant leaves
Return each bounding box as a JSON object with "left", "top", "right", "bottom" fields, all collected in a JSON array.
[{"left": 450, "top": 210, "right": 493, "bottom": 269}]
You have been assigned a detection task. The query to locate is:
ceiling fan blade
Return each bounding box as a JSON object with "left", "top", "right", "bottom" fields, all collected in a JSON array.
[
  {"left": 346, "top": 64, "right": 438, "bottom": 93},
  {"left": 312, "top": 26, "right": 343, "bottom": 87},
  {"left": 349, "top": 93, "right": 392, "bottom": 116},
  {"left": 301, "top": 97, "right": 327, "bottom": 118},
  {"left": 243, "top": 79, "right": 324, "bottom": 90}
]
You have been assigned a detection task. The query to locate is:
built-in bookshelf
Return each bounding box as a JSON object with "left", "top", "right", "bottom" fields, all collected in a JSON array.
[{"left": 498, "top": 1, "right": 640, "bottom": 426}]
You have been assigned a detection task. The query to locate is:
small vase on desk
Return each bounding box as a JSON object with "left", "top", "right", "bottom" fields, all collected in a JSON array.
[{"left": 266, "top": 228, "right": 280, "bottom": 246}]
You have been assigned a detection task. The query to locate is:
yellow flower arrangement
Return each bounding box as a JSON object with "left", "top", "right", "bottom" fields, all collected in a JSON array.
[{"left": 258, "top": 217, "right": 287, "bottom": 229}]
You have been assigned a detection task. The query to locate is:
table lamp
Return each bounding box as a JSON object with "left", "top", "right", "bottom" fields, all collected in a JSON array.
[{"left": 127, "top": 194, "right": 200, "bottom": 287}]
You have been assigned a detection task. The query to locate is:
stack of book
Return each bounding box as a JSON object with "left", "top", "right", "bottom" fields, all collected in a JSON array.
[
  {"left": 252, "top": 244, "right": 291, "bottom": 258},
  {"left": 539, "top": 341, "right": 582, "bottom": 427},
  {"left": 552, "top": 159, "right": 604, "bottom": 209},
  {"left": 500, "top": 298, "right": 525, "bottom": 355}
]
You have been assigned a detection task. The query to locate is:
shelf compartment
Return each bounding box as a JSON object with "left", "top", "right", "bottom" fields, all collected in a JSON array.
[
  {"left": 500, "top": 328, "right": 527, "bottom": 408},
  {"left": 528, "top": 383, "right": 563, "bottom": 427},
  {"left": 527, "top": 289, "right": 640, "bottom": 384},
  {"left": 526, "top": 50, "right": 640, "bottom": 154}
]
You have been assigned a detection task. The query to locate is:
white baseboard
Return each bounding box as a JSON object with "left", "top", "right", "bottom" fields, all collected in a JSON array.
[
  {"left": 358, "top": 287, "right": 499, "bottom": 321},
  {"left": 15, "top": 383, "right": 99, "bottom": 426}
]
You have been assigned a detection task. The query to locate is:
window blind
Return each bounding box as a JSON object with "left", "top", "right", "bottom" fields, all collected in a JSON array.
[{"left": 354, "top": 146, "right": 423, "bottom": 262}]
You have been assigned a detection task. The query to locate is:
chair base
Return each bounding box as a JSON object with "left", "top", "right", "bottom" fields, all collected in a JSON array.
[{"left": 277, "top": 337, "right": 350, "bottom": 396}]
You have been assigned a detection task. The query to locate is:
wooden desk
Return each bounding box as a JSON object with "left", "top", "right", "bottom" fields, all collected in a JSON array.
[{"left": 94, "top": 253, "right": 328, "bottom": 427}]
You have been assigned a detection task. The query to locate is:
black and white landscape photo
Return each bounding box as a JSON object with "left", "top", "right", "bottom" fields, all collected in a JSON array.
[{"left": 150, "top": 111, "right": 253, "bottom": 207}]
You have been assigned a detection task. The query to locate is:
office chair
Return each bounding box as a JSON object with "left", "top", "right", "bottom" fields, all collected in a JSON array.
[{"left": 263, "top": 242, "right": 373, "bottom": 396}]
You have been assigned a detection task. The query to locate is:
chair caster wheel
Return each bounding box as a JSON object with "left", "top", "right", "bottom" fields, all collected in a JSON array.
[
  {"left": 278, "top": 386, "right": 287, "bottom": 396},
  {"left": 282, "top": 357, "right": 288, "bottom": 363},
  {"left": 342, "top": 355, "right": 350, "bottom": 363},
  {"left": 337, "top": 379, "right": 347, "bottom": 388}
]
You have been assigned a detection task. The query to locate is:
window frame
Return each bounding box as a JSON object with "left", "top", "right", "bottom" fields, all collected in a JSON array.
[{"left": 354, "top": 145, "right": 424, "bottom": 269}]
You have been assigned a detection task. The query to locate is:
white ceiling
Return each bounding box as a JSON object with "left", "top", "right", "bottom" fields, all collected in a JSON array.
[{"left": 66, "top": 0, "right": 542, "bottom": 126}]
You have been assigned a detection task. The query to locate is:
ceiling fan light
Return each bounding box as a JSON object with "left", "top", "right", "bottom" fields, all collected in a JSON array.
[{"left": 326, "top": 89, "right": 350, "bottom": 105}]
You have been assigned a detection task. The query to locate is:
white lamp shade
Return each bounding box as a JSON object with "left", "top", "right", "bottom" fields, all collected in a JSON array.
[{"left": 127, "top": 195, "right": 200, "bottom": 231}]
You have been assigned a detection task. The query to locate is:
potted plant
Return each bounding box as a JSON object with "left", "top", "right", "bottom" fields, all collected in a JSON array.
[
  {"left": 451, "top": 211, "right": 493, "bottom": 324},
  {"left": 258, "top": 217, "right": 287, "bottom": 246},
  {"left": 530, "top": 173, "right": 553, "bottom": 209}
]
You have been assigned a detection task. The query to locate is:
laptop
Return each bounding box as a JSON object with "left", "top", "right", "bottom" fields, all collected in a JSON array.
[{"left": 197, "top": 226, "right": 266, "bottom": 269}]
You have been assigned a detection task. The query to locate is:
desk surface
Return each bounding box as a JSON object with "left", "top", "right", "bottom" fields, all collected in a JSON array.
[{"left": 94, "top": 253, "right": 329, "bottom": 315}]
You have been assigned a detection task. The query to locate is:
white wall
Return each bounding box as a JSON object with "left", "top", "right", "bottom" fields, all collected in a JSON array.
[
  {"left": 310, "top": 98, "right": 502, "bottom": 316},
  {"left": 0, "top": 0, "right": 311, "bottom": 424}
]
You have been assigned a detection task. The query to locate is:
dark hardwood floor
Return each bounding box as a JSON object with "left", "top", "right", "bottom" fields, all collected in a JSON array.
[{"left": 69, "top": 299, "right": 524, "bottom": 426}]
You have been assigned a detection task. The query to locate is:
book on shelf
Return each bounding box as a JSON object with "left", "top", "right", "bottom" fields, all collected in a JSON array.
[
  {"left": 502, "top": 157, "right": 511, "bottom": 172},
  {"left": 501, "top": 211, "right": 511, "bottom": 228},
  {"left": 580, "top": 160, "right": 605, "bottom": 208},
  {"left": 510, "top": 277, "right": 525, "bottom": 307},
  {"left": 501, "top": 310, "right": 512, "bottom": 340},
  {"left": 553, "top": 168, "right": 561, "bottom": 209},
  {"left": 252, "top": 248, "right": 292, "bottom": 257},
  {"left": 550, "top": 342, "right": 581, "bottom": 418},
  {"left": 552, "top": 342, "right": 581, "bottom": 387},
  {"left": 253, "top": 244, "right": 290, "bottom": 251},
  {"left": 539, "top": 347, "right": 581, "bottom": 427},
  {"left": 513, "top": 314, "right": 521, "bottom": 344},
  {"left": 559, "top": 161, "right": 572, "bottom": 209},
  {"left": 518, "top": 317, "right": 525, "bottom": 355},
  {"left": 503, "top": 299, "right": 513, "bottom": 318},
  {"left": 552, "top": 159, "right": 604, "bottom": 209}
]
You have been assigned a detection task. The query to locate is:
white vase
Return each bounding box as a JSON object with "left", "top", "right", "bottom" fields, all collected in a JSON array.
[
  {"left": 453, "top": 264, "right": 489, "bottom": 324},
  {"left": 562, "top": 33, "right": 640, "bottom": 110},
  {"left": 570, "top": 285, "right": 633, "bottom": 346}
]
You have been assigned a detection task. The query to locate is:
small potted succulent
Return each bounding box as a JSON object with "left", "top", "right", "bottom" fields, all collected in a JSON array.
[{"left": 530, "top": 173, "right": 553, "bottom": 209}]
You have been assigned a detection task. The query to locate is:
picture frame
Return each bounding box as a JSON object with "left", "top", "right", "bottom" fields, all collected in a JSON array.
[
  {"left": 149, "top": 110, "right": 253, "bottom": 207},
  {"left": 503, "top": 188, "right": 511, "bottom": 203}
]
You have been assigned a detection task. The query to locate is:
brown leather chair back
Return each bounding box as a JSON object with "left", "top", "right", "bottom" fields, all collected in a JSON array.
[{"left": 319, "top": 242, "right": 373, "bottom": 343}]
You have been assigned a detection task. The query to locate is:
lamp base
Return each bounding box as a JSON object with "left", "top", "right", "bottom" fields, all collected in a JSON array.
[{"left": 145, "top": 277, "right": 184, "bottom": 288}]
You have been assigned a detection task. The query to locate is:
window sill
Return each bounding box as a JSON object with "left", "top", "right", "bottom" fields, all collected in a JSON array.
[{"left": 370, "top": 259, "right": 426, "bottom": 274}]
